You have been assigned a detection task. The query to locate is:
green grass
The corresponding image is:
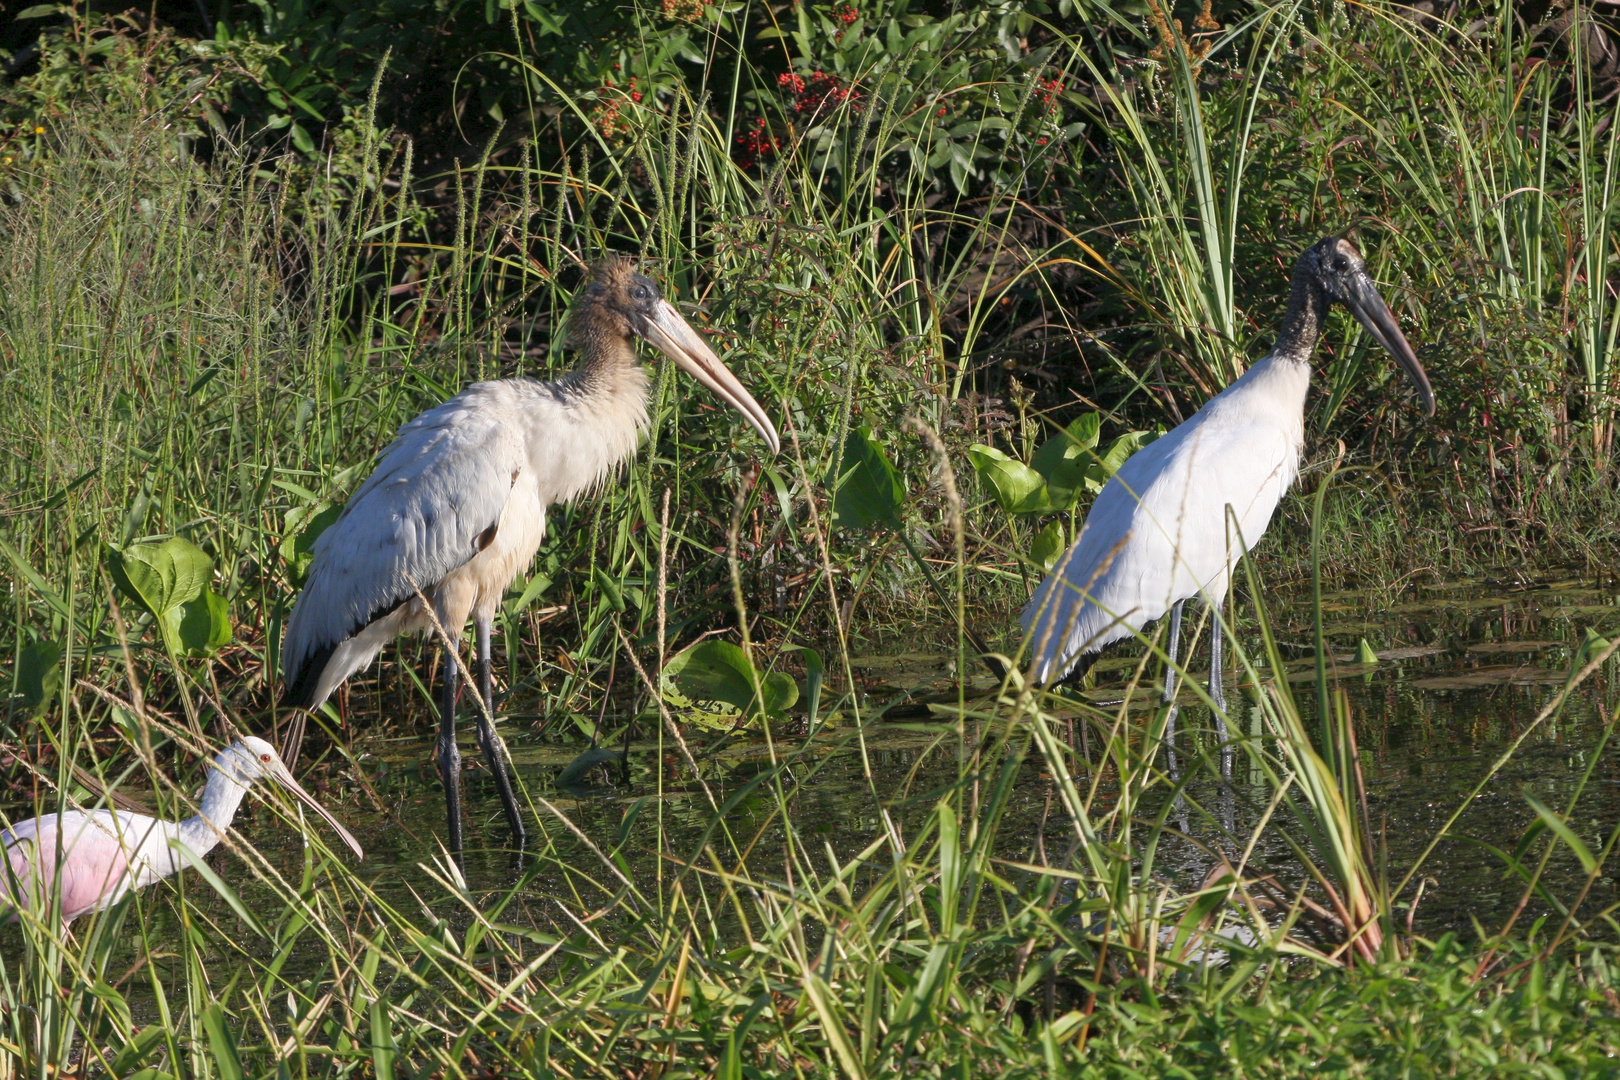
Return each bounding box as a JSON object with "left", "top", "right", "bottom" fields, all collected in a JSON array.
[{"left": 5, "top": 0, "right": 1620, "bottom": 1074}]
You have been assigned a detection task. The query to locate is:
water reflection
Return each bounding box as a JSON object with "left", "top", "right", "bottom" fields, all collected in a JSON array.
[{"left": 229, "top": 576, "right": 1620, "bottom": 948}]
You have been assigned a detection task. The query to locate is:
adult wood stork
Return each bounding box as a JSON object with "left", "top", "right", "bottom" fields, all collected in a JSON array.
[
  {"left": 1, "top": 737, "right": 362, "bottom": 925},
  {"left": 1021, "top": 236, "right": 1433, "bottom": 742},
  {"left": 280, "top": 259, "right": 780, "bottom": 857}
]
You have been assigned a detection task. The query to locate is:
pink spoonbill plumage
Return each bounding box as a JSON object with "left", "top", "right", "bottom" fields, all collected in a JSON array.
[{"left": 0, "top": 736, "right": 363, "bottom": 925}]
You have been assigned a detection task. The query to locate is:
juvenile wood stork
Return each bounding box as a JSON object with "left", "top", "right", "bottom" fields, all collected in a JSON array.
[
  {"left": 1021, "top": 236, "right": 1433, "bottom": 743},
  {"left": 280, "top": 259, "right": 780, "bottom": 858},
  {"left": 1, "top": 737, "right": 362, "bottom": 925}
]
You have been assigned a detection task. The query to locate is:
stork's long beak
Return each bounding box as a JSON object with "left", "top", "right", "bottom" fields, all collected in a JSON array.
[
  {"left": 1346, "top": 272, "right": 1435, "bottom": 417},
  {"left": 643, "top": 300, "right": 781, "bottom": 454},
  {"left": 269, "top": 762, "right": 365, "bottom": 859}
]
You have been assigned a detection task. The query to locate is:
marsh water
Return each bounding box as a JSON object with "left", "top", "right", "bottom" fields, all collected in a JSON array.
[{"left": 216, "top": 573, "right": 1620, "bottom": 951}]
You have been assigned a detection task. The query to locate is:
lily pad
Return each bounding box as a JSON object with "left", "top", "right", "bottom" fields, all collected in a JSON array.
[{"left": 662, "top": 641, "right": 798, "bottom": 718}]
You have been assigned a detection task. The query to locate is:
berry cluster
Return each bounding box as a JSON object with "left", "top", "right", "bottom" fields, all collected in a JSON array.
[
  {"left": 660, "top": 0, "right": 705, "bottom": 21},
  {"left": 777, "top": 70, "right": 863, "bottom": 116},
  {"left": 832, "top": 4, "right": 858, "bottom": 23},
  {"left": 1034, "top": 76, "right": 1065, "bottom": 111},
  {"left": 735, "top": 117, "right": 779, "bottom": 169},
  {"left": 591, "top": 77, "right": 642, "bottom": 139}
]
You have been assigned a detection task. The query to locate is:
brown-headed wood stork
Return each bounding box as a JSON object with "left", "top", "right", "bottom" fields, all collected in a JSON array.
[
  {"left": 1, "top": 737, "right": 362, "bottom": 925},
  {"left": 1022, "top": 236, "right": 1434, "bottom": 748},
  {"left": 279, "top": 259, "right": 780, "bottom": 858}
]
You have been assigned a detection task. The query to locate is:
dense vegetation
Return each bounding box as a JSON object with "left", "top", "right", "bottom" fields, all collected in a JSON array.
[{"left": 4, "top": 0, "right": 1620, "bottom": 1075}]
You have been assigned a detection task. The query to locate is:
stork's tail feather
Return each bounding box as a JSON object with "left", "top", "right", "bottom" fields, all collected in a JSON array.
[{"left": 280, "top": 641, "right": 338, "bottom": 711}]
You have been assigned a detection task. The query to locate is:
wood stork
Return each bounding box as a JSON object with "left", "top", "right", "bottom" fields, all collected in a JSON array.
[
  {"left": 1021, "top": 236, "right": 1433, "bottom": 745},
  {"left": 279, "top": 259, "right": 780, "bottom": 858},
  {"left": 1, "top": 737, "right": 362, "bottom": 925}
]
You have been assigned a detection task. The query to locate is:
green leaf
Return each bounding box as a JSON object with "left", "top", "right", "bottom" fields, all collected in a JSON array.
[
  {"left": 1031, "top": 415, "right": 1100, "bottom": 510},
  {"left": 1524, "top": 794, "right": 1597, "bottom": 873},
  {"left": 110, "top": 537, "right": 214, "bottom": 631},
  {"left": 507, "top": 572, "right": 553, "bottom": 616},
  {"left": 592, "top": 566, "right": 626, "bottom": 612},
  {"left": 828, "top": 427, "right": 905, "bottom": 530},
  {"left": 556, "top": 747, "right": 627, "bottom": 787},
  {"left": 1355, "top": 639, "right": 1379, "bottom": 665},
  {"left": 200, "top": 1003, "right": 247, "bottom": 1080},
  {"left": 369, "top": 999, "right": 398, "bottom": 1080},
  {"left": 1086, "top": 430, "right": 1157, "bottom": 493},
  {"left": 784, "top": 645, "right": 824, "bottom": 727},
  {"left": 1029, "top": 520, "right": 1066, "bottom": 575},
  {"left": 175, "top": 590, "right": 232, "bottom": 657},
  {"left": 662, "top": 641, "right": 798, "bottom": 718},
  {"left": 16, "top": 5, "right": 63, "bottom": 19},
  {"left": 16, "top": 638, "right": 61, "bottom": 710},
  {"left": 967, "top": 445, "right": 1049, "bottom": 515}
]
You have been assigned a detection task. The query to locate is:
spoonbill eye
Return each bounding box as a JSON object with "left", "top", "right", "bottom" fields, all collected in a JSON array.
[{"left": 260, "top": 753, "right": 273, "bottom": 763}]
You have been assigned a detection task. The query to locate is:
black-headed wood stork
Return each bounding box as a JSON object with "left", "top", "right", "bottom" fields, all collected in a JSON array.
[
  {"left": 280, "top": 259, "right": 779, "bottom": 857},
  {"left": 1022, "top": 236, "right": 1433, "bottom": 745}
]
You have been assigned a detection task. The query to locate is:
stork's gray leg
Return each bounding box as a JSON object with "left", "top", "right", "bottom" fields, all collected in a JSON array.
[
  {"left": 439, "top": 647, "right": 465, "bottom": 862},
  {"left": 1210, "top": 596, "right": 1233, "bottom": 778},
  {"left": 476, "top": 616, "right": 527, "bottom": 846},
  {"left": 1161, "top": 600, "right": 1184, "bottom": 772}
]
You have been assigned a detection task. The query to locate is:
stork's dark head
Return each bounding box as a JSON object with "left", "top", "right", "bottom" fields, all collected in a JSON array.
[
  {"left": 574, "top": 258, "right": 780, "bottom": 453},
  {"left": 1294, "top": 235, "right": 1435, "bottom": 416}
]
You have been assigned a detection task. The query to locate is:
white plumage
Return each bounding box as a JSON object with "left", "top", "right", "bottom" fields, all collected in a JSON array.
[
  {"left": 1021, "top": 237, "right": 1434, "bottom": 703},
  {"left": 1, "top": 737, "right": 361, "bottom": 925},
  {"left": 279, "top": 259, "right": 779, "bottom": 858},
  {"left": 1023, "top": 356, "right": 1310, "bottom": 682}
]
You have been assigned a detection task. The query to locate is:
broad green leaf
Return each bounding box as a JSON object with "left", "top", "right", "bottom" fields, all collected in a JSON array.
[
  {"left": 1029, "top": 520, "right": 1066, "bottom": 575},
  {"left": 1031, "top": 415, "right": 1100, "bottom": 510},
  {"left": 828, "top": 427, "right": 905, "bottom": 530},
  {"left": 1355, "top": 639, "right": 1379, "bottom": 664},
  {"left": 967, "top": 445, "right": 1049, "bottom": 515},
  {"left": 1086, "top": 430, "right": 1157, "bottom": 493},
  {"left": 16, "top": 638, "right": 61, "bottom": 710},
  {"left": 557, "top": 747, "right": 627, "bottom": 787},
  {"left": 175, "top": 590, "right": 232, "bottom": 657},
  {"left": 662, "top": 641, "right": 798, "bottom": 717},
  {"left": 110, "top": 536, "right": 213, "bottom": 622}
]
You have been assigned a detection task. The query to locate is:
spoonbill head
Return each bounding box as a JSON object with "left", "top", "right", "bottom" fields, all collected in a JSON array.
[{"left": 1, "top": 736, "right": 362, "bottom": 925}]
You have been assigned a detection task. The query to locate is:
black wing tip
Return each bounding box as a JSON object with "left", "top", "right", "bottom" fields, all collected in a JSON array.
[{"left": 280, "top": 641, "right": 339, "bottom": 711}]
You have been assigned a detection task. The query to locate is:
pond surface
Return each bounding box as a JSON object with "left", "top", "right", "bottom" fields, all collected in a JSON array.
[{"left": 229, "top": 573, "right": 1620, "bottom": 949}]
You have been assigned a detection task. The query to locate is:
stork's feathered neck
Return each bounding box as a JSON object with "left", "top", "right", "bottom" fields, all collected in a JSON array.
[
  {"left": 1272, "top": 265, "right": 1332, "bottom": 365},
  {"left": 564, "top": 285, "right": 643, "bottom": 394}
]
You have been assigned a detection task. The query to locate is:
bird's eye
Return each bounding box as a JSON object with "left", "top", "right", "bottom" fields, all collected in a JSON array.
[
  {"left": 260, "top": 753, "right": 272, "bottom": 763},
  {"left": 632, "top": 285, "right": 651, "bottom": 301}
]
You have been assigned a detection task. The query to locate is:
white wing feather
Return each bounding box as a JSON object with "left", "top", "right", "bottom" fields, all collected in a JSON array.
[
  {"left": 281, "top": 386, "right": 527, "bottom": 700},
  {"left": 1021, "top": 356, "right": 1309, "bottom": 682}
]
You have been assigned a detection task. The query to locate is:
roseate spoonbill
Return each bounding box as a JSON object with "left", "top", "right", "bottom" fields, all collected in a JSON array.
[
  {"left": 280, "top": 258, "right": 780, "bottom": 858},
  {"left": 0, "top": 736, "right": 362, "bottom": 925},
  {"left": 1022, "top": 236, "right": 1434, "bottom": 742}
]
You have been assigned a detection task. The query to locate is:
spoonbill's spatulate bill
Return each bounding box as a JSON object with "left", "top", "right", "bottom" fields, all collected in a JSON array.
[
  {"left": 1022, "top": 236, "right": 1434, "bottom": 726},
  {"left": 0, "top": 736, "right": 363, "bottom": 925},
  {"left": 279, "top": 258, "right": 781, "bottom": 860}
]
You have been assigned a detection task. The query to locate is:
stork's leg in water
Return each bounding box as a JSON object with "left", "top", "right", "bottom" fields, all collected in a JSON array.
[
  {"left": 1208, "top": 597, "right": 1233, "bottom": 777},
  {"left": 1160, "top": 600, "right": 1184, "bottom": 774},
  {"left": 438, "top": 649, "right": 465, "bottom": 860},
  {"left": 475, "top": 616, "right": 527, "bottom": 846}
]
